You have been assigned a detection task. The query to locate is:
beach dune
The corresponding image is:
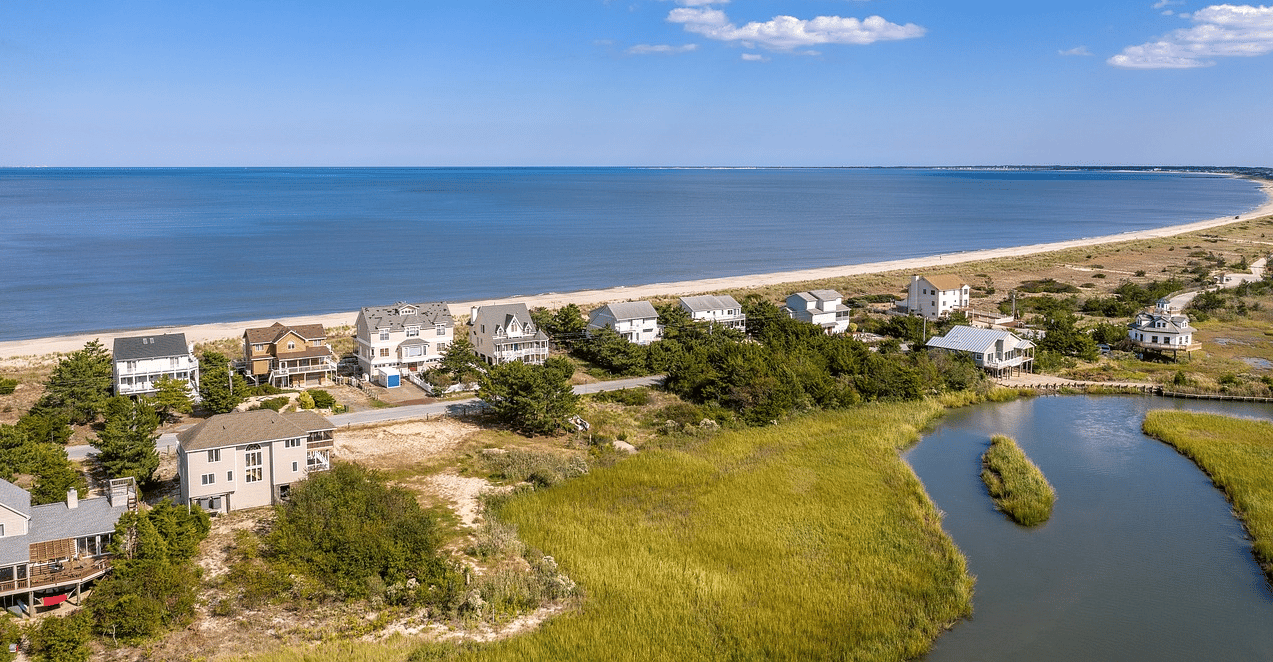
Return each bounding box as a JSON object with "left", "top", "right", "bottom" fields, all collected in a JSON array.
[{"left": 2, "top": 192, "right": 1270, "bottom": 361}]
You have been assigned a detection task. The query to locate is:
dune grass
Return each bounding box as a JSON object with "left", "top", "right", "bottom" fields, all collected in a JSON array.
[
  {"left": 1143, "top": 410, "right": 1273, "bottom": 582},
  {"left": 238, "top": 400, "right": 974, "bottom": 661},
  {"left": 980, "top": 435, "right": 1056, "bottom": 527}
]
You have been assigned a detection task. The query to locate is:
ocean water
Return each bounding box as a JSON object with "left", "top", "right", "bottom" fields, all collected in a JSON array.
[{"left": 0, "top": 167, "right": 1264, "bottom": 341}]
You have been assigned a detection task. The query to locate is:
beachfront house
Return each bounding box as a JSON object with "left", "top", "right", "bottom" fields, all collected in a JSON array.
[
  {"left": 242, "top": 322, "right": 337, "bottom": 388},
  {"left": 783, "top": 289, "right": 853, "bottom": 334},
  {"left": 902, "top": 275, "right": 970, "bottom": 320},
  {"left": 0, "top": 477, "right": 137, "bottom": 616},
  {"left": 355, "top": 302, "right": 455, "bottom": 384},
  {"left": 926, "top": 326, "right": 1035, "bottom": 377},
  {"left": 1127, "top": 300, "right": 1201, "bottom": 361},
  {"left": 112, "top": 333, "right": 200, "bottom": 400},
  {"left": 587, "top": 301, "right": 662, "bottom": 345},
  {"left": 679, "top": 295, "right": 746, "bottom": 332},
  {"left": 177, "top": 409, "right": 335, "bottom": 514},
  {"left": 468, "top": 303, "right": 550, "bottom": 366}
]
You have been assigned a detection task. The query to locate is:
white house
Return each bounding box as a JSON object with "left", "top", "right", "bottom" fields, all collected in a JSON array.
[
  {"left": 469, "top": 303, "right": 549, "bottom": 366},
  {"left": 112, "top": 333, "right": 200, "bottom": 399},
  {"left": 1127, "top": 300, "right": 1200, "bottom": 361},
  {"left": 926, "top": 325, "right": 1035, "bottom": 377},
  {"left": 355, "top": 302, "right": 454, "bottom": 382},
  {"left": 587, "top": 301, "right": 662, "bottom": 345},
  {"left": 177, "top": 409, "right": 334, "bottom": 513},
  {"left": 903, "top": 275, "right": 970, "bottom": 320},
  {"left": 679, "top": 295, "right": 746, "bottom": 332},
  {"left": 783, "top": 289, "right": 852, "bottom": 334}
]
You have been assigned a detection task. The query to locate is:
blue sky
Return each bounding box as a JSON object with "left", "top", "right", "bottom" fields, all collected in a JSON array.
[{"left": 2, "top": 1, "right": 1271, "bottom": 166}]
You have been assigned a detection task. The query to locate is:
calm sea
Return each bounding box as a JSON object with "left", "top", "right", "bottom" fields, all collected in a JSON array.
[{"left": 0, "top": 168, "right": 1264, "bottom": 341}]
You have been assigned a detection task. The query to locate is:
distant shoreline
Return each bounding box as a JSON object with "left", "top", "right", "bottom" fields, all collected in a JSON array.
[{"left": 2, "top": 180, "right": 1270, "bottom": 361}]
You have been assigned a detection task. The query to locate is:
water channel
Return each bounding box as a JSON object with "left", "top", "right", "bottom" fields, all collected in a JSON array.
[{"left": 906, "top": 395, "right": 1273, "bottom": 661}]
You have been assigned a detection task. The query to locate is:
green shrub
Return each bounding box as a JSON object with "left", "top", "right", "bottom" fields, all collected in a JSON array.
[
  {"left": 592, "top": 387, "right": 650, "bottom": 406},
  {"left": 0, "top": 378, "right": 16, "bottom": 396},
  {"left": 307, "top": 389, "right": 336, "bottom": 409},
  {"left": 260, "top": 396, "right": 290, "bottom": 411},
  {"left": 24, "top": 612, "right": 92, "bottom": 662},
  {"left": 297, "top": 391, "right": 315, "bottom": 409}
]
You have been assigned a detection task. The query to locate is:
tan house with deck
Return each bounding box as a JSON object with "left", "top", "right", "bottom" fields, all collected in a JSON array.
[
  {"left": 177, "top": 410, "right": 335, "bottom": 513},
  {"left": 0, "top": 477, "right": 136, "bottom": 615},
  {"left": 243, "top": 322, "right": 337, "bottom": 388}
]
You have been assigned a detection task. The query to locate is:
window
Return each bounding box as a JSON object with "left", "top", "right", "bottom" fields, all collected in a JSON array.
[
  {"left": 379, "top": 329, "right": 390, "bottom": 341},
  {"left": 245, "top": 448, "right": 263, "bottom": 482},
  {"left": 406, "top": 326, "right": 419, "bottom": 337},
  {"left": 227, "top": 470, "right": 233, "bottom": 481},
  {"left": 285, "top": 438, "right": 301, "bottom": 448},
  {"left": 0, "top": 523, "right": 4, "bottom": 537},
  {"left": 292, "top": 461, "right": 299, "bottom": 472},
  {"left": 436, "top": 325, "right": 445, "bottom": 336},
  {"left": 170, "top": 357, "right": 179, "bottom": 368},
  {"left": 209, "top": 496, "right": 221, "bottom": 510},
  {"left": 201, "top": 473, "right": 215, "bottom": 485},
  {"left": 207, "top": 449, "right": 220, "bottom": 462},
  {"left": 379, "top": 347, "right": 390, "bottom": 357},
  {"left": 246, "top": 467, "right": 263, "bottom": 482},
  {"left": 126, "top": 361, "right": 137, "bottom": 372},
  {"left": 404, "top": 345, "right": 422, "bottom": 357},
  {"left": 287, "top": 341, "right": 296, "bottom": 350},
  {"left": 0, "top": 566, "right": 10, "bottom": 582},
  {"left": 437, "top": 343, "right": 448, "bottom": 353},
  {"left": 254, "top": 343, "right": 266, "bottom": 353}
]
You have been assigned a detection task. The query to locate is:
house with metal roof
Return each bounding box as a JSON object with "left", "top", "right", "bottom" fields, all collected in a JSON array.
[
  {"left": 177, "top": 409, "right": 335, "bottom": 513},
  {"left": 783, "top": 289, "right": 853, "bottom": 334},
  {"left": 243, "top": 322, "right": 337, "bottom": 388},
  {"left": 112, "top": 333, "right": 200, "bottom": 399},
  {"left": 678, "top": 295, "right": 746, "bottom": 332},
  {"left": 926, "top": 326, "right": 1035, "bottom": 377},
  {"left": 902, "top": 275, "right": 971, "bottom": 320},
  {"left": 0, "top": 477, "right": 136, "bottom": 616},
  {"left": 468, "top": 303, "right": 550, "bottom": 366},
  {"left": 355, "top": 302, "right": 455, "bottom": 383},
  {"left": 587, "top": 301, "right": 662, "bottom": 345}
]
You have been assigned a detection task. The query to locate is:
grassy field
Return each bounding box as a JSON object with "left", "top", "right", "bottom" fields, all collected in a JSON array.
[
  {"left": 980, "top": 435, "right": 1056, "bottom": 527},
  {"left": 238, "top": 400, "right": 974, "bottom": 662},
  {"left": 1142, "top": 410, "right": 1273, "bottom": 582}
]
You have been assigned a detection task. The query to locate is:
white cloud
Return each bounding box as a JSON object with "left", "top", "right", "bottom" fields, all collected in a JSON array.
[
  {"left": 1152, "top": 0, "right": 1184, "bottom": 8},
  {"left": 666, "top": 7, "right": 925, "bottom": 51},
  {"left": 627, "top": 43, "right": 699, "bottom": 54},
  {"left": 1059, "top": 45, "right": 1093, "bottom": 56},
  {"left": 1109, "top": 4, "right": 1273, "bottom": 69},
  {"left": 740, "top": 53, "right": 769, "bottom": 61},
  {"left": 673, "top": 0, "right": 725, "bottom": 5}
]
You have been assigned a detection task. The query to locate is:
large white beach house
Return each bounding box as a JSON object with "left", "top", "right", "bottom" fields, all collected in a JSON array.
[
  {"left": 355, "top": 302, "right": 455, "bottom": 384},
  {"left": 587, "top": 301, "right": 662, "bottom": 345},
  {"left": 902, "top": 275, "right": 970, "bottom": 320},
  {"left": 112, "top": 333, "right": 200, "bottom": 399}
]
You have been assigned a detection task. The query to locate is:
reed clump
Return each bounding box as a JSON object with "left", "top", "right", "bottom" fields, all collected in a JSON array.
[
  {"left": 1143, "top": 410, "right": 1273, "bottom": 581},
  {"left": 980, "top": 434, "right": 1056, "bottom": 526}
]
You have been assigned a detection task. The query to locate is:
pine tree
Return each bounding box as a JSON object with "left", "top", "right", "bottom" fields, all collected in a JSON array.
[
  {"left": 198, "top": 351, "right": 247, "bottom": 414},
  {"left": 32, "top": 339, "right": 113, "bottom": 425},
  {"left": 152, "top": 375, "right": 194, "bottom": 420},
  {"left": 92, "top": 396, "right": 160, "bottom": 484},
  {"left": 479, "top": 356, "right": 579, "bottom": 435}
]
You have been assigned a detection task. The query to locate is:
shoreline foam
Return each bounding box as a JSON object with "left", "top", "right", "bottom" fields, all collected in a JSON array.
[{"left": 2, "top": 181, "right": 1270, "bottom": 360}]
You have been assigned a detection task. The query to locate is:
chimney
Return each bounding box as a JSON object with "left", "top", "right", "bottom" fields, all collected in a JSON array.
[
  {"left": 470, "top": 306, "right": 478, "bottom": 323},
  {"left": 66, "top": 489, "right": 78, "bottom": 509}
]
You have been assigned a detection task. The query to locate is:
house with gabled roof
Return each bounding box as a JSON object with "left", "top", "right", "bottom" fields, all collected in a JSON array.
[
  {"left": 177, "top": 409, "right": 335, "bottom": 513},
  {"left": 902, "top": 275, "right": 970, "bottom": 320},
  {"left": 0, "top": 477, "right": 136, "bottom": 615},
  {"left": 355, "top": 302, "right": 455, "bottom": 381},
  {"left": 1127, "top": 300, "right": 1200, "bottom": 361},
  {"left": 679, "top": 295, "right": 746, "bottom": 332},
  {"left": 587, "top": 301, "right": 662, "bottom": 345},
  {"left": 469, "top": 303, "right": 549, "bottom": 365},
  {"left": 783, "top": 289, "right": 853, "bottom": 334},
  {"left": 243, "top": 322, "right": 337, "bottom": 388},
  {"left": 112, "top": 333, "right": 200, "bottom": 399},
  {"left": 926, "top": 325, "right": 1034, "bottom": 377}
]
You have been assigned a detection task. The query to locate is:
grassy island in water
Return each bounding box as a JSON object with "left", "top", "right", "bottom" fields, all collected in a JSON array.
[{"left": 980, "top": 434, "right": 1056, "bottom": 527}]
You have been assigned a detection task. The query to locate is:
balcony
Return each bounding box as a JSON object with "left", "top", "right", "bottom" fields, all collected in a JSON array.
[
  {"left": 1131, "top": 340, "right": 1203, "bottom": 352},
  {"left": 0, "top": 558, "right": 112, "bottom": 597}
]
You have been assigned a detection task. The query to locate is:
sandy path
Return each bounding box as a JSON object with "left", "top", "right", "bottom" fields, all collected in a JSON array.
[{"left": 3, "top": 183, "right": 1270, "bottom": 360}]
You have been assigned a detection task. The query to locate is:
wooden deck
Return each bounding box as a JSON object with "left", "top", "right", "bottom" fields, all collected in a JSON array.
[{"left": 0, "top": 558, "right": 109, "bottom": 596}]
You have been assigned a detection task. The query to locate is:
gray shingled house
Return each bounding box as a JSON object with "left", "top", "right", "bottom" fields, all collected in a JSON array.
[
  {"left": 587, "top": 301, "right": 662, "bottom": 345},
  {"left": 468, "top": 303, "right": 549, "bottom": 365}
]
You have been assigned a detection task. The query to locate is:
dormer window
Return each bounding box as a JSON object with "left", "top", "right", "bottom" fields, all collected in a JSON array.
[
  {"left": 406, "top": 326, "right": 419, "bottom": 338},
  {"left": 379, "top": 330, "right": 390, "bottom": 341},
  {"left": 400, "top": 306, "right": 416, "bottom": 315},
  {"left": 287, "top": 341, "right": 296, "bottom": 350},
  {"left": 510, "top": 322, "right": 519, "bottom": 333}
]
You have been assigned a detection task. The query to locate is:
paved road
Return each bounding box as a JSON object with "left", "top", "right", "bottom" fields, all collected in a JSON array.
[{"left": 65, "top": 376, "right": 664, "bottom": 459}]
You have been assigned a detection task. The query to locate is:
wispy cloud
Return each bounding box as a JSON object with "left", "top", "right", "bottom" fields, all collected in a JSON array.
[
  {"left": 627, "top": 43, "right": 699, "bottom": 55},
  {"left": 1152, "top": 0, "right": 1185, "bottom": 8},
  {"left": 740, "top": 53, "right": 769, "bottom": 62},
  {"left": 1059, "top": 45, "right": 1093, "bottom": 56},
  {"left": 666, "top": 7, "right": 925, "bottom": 52},
  {"left": 1109, "top": 4, "right": 1273, "bottom": 68}
]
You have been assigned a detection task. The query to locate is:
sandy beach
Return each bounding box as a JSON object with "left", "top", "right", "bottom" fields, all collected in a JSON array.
[{"left": 3, "top": 181, "right": 1271, "bottom": 361}]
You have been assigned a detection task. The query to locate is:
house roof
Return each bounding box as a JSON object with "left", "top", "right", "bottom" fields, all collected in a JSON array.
[
  {"left": 592, "top": 301, "right": 658, "bottom": 322},
  {"left": 178, "top": 409, "right": 331, "bottom": 452},
  {"left": 1130, "top": 311, "right": 1196, "bottom": 333},
  {"left": 470, "top": 304, "right": 549, "bottom": 341},
  {"left": 244, "top": 322, "right": 327, "bottom": 345},
  {"left": 359, "top": 302, "right": 453, "bottom": 332},
  {"left": 927, "top": 326, "right": 1033, "bottom": 353},
  {"left": 808, "top": 289, "right": 842, "bottom": 301},
  {"left": 679, "top": 294, "right": 742, "bottom": 313},
  {"left": 113, "top": 333, "right": 191, "bottom": 361},
  {"left": 921, "top": 275, "right": 968, "bottom": 292},
  {"left": 0, "top": 480, "right": 127, "bottom": 566},
  {"left": 0, "top": 479, "right": 31, "bottom": 519},
  {"left": 282, "top": 410, "right": 336, "bottom": 433}
]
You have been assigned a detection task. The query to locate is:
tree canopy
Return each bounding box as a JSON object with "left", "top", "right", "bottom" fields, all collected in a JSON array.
[
  {"left": 30, "top": 340, "right": 113, "bottom": 426},
  {"left": 198, "top": 351, "right": 247, "bottom": 414},
  {"left": 479, "top": 357, "right": 580, "bottom": 435},
  {"left": 92, "top": 396, "right": 161, "bottom": 485}
]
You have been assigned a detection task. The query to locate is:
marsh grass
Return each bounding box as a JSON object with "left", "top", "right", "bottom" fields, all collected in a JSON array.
[
  {"left": 1143, "top": 410, "right": 1273, "bottom": 582},
  {"left": 981, "top": 434, "right": 1056, "bottom": 527}
]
